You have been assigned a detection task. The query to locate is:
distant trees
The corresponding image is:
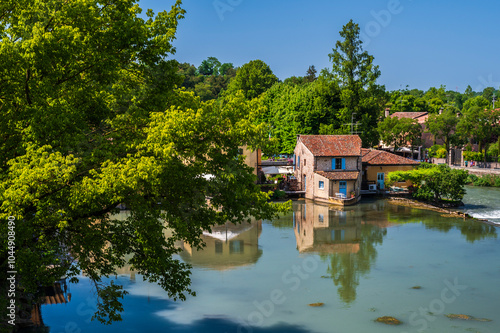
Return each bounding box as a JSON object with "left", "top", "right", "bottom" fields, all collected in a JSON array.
[
  {"left": 425, "top": 107, "right": 459, "bottom": 157},
  {"left": 261, "top": 78, "right": 342, "bottom": 154},
  {"left": 377, "top": 116, "right": 422, "bottom": 151},
  {"left": 178, "top": 57, "right": 236, "bottom": 101},
  {"left": 226, "top": 59, "right": 278, "bottom": 100}
]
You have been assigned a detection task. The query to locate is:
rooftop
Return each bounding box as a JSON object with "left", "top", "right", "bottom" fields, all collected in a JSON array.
[
  {"left": 390, "top": 112, "right": 428, "bottom": 120},
  {"left": 361, "top": 149, "right": 420, "bottom": 166},
  {"left": 315, "top": 170, "right": 360, "bottom": 180},
  {"left": 298, "top": 135, "right": 362, "bottom": 157}
]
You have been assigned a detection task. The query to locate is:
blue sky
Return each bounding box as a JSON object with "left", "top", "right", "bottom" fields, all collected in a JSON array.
[{"left": 139, "top": 0, "right": 500, "bottom": 93}]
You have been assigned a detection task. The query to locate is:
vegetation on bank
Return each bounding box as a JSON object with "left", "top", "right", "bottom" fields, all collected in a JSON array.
[
  {"left": 386, "top": 163, "right": 468, "bottom": 203},
  {"left": 466, "top": 174, "right": 500, "bottom": 187}
]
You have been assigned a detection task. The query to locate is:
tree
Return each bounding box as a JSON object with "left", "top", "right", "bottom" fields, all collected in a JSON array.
[
  {"left": 377, "top": 116, "right": 422, "bottom": 152},
  {"left": 226, "top": 59, "right": 278, "bottom": 100},
  {"left": 197, "top": 56, "right": 221, "bottom": 76},
  {"left": 462, "top": 95, "right": 490, "bottom": 113},
  {"left": 0, "top": 0, "right": 286, "bottom": 328},
  {"left": 304, "top": 65, "right": 317, "bottom": 82},
  {"left": 464, "top": 85, "right": 475, "bottom": 99},
  {"left": 261, "top": 78, "right": 342, "bottom": 154},
  {"left": 386, "top": 164, "right": 468, "bottom": 202},
  {"left": 325, "top": 20, "right": 382, "bottom": 147},
  {"left": 456, "top": 106, "right": 499, "bottom": 158},
  {"left": 425, "top": 107, "right": 459, "bottom": 159}
]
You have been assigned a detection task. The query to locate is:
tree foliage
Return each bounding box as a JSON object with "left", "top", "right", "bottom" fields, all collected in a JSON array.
[
  {"left": 377, "top": 116, "right": 422, "bottom": 151},
  {"left": 226, "top": 59, "right": 278, "bottom": 100},
  {"left": 386, "top": 164, "right": 468, "bottom": 202},
  {"left": 261, "top": 78, "right": 342, "bottom": 154},
  {"left": 425, "top": 107, "right": 459, "bottom": 154},
  {"left": 0, "top": 0, "right": 286, "bottom": 327},
  {"left": 325, "top": 20, "right": 383, "bottom": 147}
]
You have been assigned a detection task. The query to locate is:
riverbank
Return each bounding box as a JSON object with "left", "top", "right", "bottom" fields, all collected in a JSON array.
[{"left": 387, "top": 197, "right": 499, "bottom": 226}]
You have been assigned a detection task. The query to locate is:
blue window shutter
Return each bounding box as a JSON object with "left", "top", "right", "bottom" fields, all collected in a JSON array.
[
  {"left": 332, "top": 158, "right": 335, "bottom": 170},
  {"left": 342, "top": 158, "right": 346, "bottom": 170}
]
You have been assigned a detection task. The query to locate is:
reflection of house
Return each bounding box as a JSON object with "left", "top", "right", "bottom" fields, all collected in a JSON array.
[
  {"left": 293, "top": 202, "right": 361, "bottom": 253},
  {"left": 294, "top": 135, "right": 362, "bottom": 206},
  {"left": 179, "top": 220, "right": 262, "bottom": 270},
  {"left": 361, "top": 149, "right": 420, "bottom": 190}
]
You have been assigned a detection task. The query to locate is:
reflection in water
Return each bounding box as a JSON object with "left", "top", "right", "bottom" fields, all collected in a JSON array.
[
  {"left": 384, "top": 201, "right": 498, "bottom": 242},
  {"left": 294, "top": 201, "right": 386, "bottom": 304},
  {"left": 179, "top": 220, "right": 263, "bottom": 270}
]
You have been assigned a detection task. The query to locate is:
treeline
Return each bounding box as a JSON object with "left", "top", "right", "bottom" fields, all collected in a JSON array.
[{"left": 175, "top": 21, "right": 500, "bottom": 158}]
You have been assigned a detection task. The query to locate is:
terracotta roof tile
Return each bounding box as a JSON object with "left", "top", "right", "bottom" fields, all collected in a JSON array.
[
  {"left": 361, "top": 149, "right": 420, "bottom": 165},
  {"left": 390, "top": 112, "right": 428, "bottom": 120},
  {"left": 315, "top": 171, "right": 360, "bottom": 180},
  {"left": 299, "top": 135, "right": 361, "bottom": 157}
]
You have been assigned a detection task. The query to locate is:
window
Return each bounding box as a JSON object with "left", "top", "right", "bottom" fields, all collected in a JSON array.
[
  {"left": 336, "top": 158, "right": 343, "bottom": 170},
  {"left": 304, "top": 159, "right": 306, "bottom": 166},
  {"left": 319, "top": 181, "right": 324, "bottom": 189},
  {"left": 229, "top": 240, "right": 244, "bottom": 254},
  {"left": 332, "top": 158, "right": 346, "bottom": 170},
  {"left": 318, "top": 214, "right": 324, "bottom": 223},
  {"left": 297, "top": 156, "right": 300, "bottom": 169},
  {"left": 215, "top": 240, "right": 223, "bottom": 254}
]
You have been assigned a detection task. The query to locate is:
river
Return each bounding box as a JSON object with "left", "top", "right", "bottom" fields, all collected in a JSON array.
[{"left": 38, "top": 188, "right": 500, "bottom": 333}]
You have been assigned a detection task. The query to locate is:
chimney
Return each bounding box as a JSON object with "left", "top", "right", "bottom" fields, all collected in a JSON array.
[{"left": 384, "top": 108, "right": 390, "bottom": 118}]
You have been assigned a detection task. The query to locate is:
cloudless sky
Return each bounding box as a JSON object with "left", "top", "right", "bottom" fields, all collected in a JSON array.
[{"left": 139, "top": 0, "right": 500, "bottom": 93}]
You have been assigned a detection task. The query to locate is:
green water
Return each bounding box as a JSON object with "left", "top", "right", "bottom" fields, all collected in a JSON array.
[{"left": 41, "top": 197, "right": 500, "bottom": 333}]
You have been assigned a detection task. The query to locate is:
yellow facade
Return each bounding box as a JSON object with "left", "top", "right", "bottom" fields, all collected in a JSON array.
[{"left": 365, "top": 165, "right": 416, "bottom": 187}]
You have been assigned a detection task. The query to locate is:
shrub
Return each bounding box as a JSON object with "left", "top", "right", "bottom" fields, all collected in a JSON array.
[
  {"left": 428, "top": 144, "right": 447, "bottom": 158},
  {"left": 463, "top": 151, "right": 483, "bottom": 162},
  {"left": 271, "top": 190, "right": 286, "bottom": 200}
]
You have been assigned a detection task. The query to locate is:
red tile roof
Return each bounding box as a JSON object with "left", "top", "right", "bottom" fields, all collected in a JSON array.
[
  {"left": 361, "top": 149, "right": 420, "bottom": 166},
  {"left": 315, "top": 171, "right": 360, "bottom": 180},
  {"left": 299, "top": 135, "right": 362, "bottom": 157},
  {"left": 390, "top": 112, "right": 428, "bottom": 120}
]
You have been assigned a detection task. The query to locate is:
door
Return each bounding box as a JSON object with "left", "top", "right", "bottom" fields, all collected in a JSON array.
[
  {"left": 377, "top": 172, "right": 385, "bottom": 189},
  {"left": 339, "top": 181, "right": 347, "bottom": 197},
  {"left": 303, "top": 175, "right": 306, "bottom": 191}
]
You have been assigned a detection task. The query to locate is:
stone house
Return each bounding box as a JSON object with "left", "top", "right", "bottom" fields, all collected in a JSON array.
[{"left": 294, "top": 135, "right": 362, "bottom": 205}]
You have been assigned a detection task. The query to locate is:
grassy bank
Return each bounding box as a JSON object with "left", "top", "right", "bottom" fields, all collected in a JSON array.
[{"left": 466, "top": 174, "right": 500, "bottom": 187}]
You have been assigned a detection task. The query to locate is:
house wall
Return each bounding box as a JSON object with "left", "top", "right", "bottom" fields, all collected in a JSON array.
[
  {"left": 365, "top": 165, "right": 416, "bottom": 187},
  {"left": 316, "top": 156, "right": 359, "bottom": 171},
  {"left": 241, "top": 145, "right": 261, "bottom": 177},
  {"left": 313, "top": 173, "right": 330, "bottom": 201},
  {"left": 294, "top": 141, "right": 316, "bottom": 199},
  {"left": 294, "top": 140, "right": 362, "bottom": 201}
]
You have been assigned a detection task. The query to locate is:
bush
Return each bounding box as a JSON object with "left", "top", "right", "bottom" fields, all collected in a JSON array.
[
  {"left": 466, "top": 173, "right": 500, "bottom": 187},
  {"left": 271, "top": 189, "right": 286, "bottom": 200},
  {"left": 428, "top": 144, "right": 447, "bottom": 158},
  {"left": 387, "top": 164, "right": 468, "bottom": 201},
  {"left": 463, "top": 151, "right": 483, "bottom": 162}
]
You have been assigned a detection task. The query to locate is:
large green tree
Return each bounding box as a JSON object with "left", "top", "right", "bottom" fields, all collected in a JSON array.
[
  {"left": 225, "top": 59, "right": 278, "bottom": 100},
  {"left": 377, "top": 116, "right": 422, "bottom": 152},
  {"left": 261, "top": 78, "right": 342, "bottom": 153},
  {"left": 325, "top": 20, "right": 383, "bottom": 147},
  {"left": 425, "top": 107, "right": 459, "bottom": 158},
  {"left": 0, "top": 0, "right": 285, "bottom": 329}
]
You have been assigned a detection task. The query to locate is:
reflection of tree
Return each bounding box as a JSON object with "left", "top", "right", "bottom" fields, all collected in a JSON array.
[
  {"left": 324, "top": 224, "right": 386, "bottom": 304},
  {"left": 459, "top": 223, "right": 497, "bottom": 243},
  {"left": 386, "top": 205, "right": 497, "bottom": 243}
]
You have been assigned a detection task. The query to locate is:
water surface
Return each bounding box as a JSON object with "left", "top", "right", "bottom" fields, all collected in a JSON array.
[{"left": 42, "top": 195, "right": 500, "bottom": 333}]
